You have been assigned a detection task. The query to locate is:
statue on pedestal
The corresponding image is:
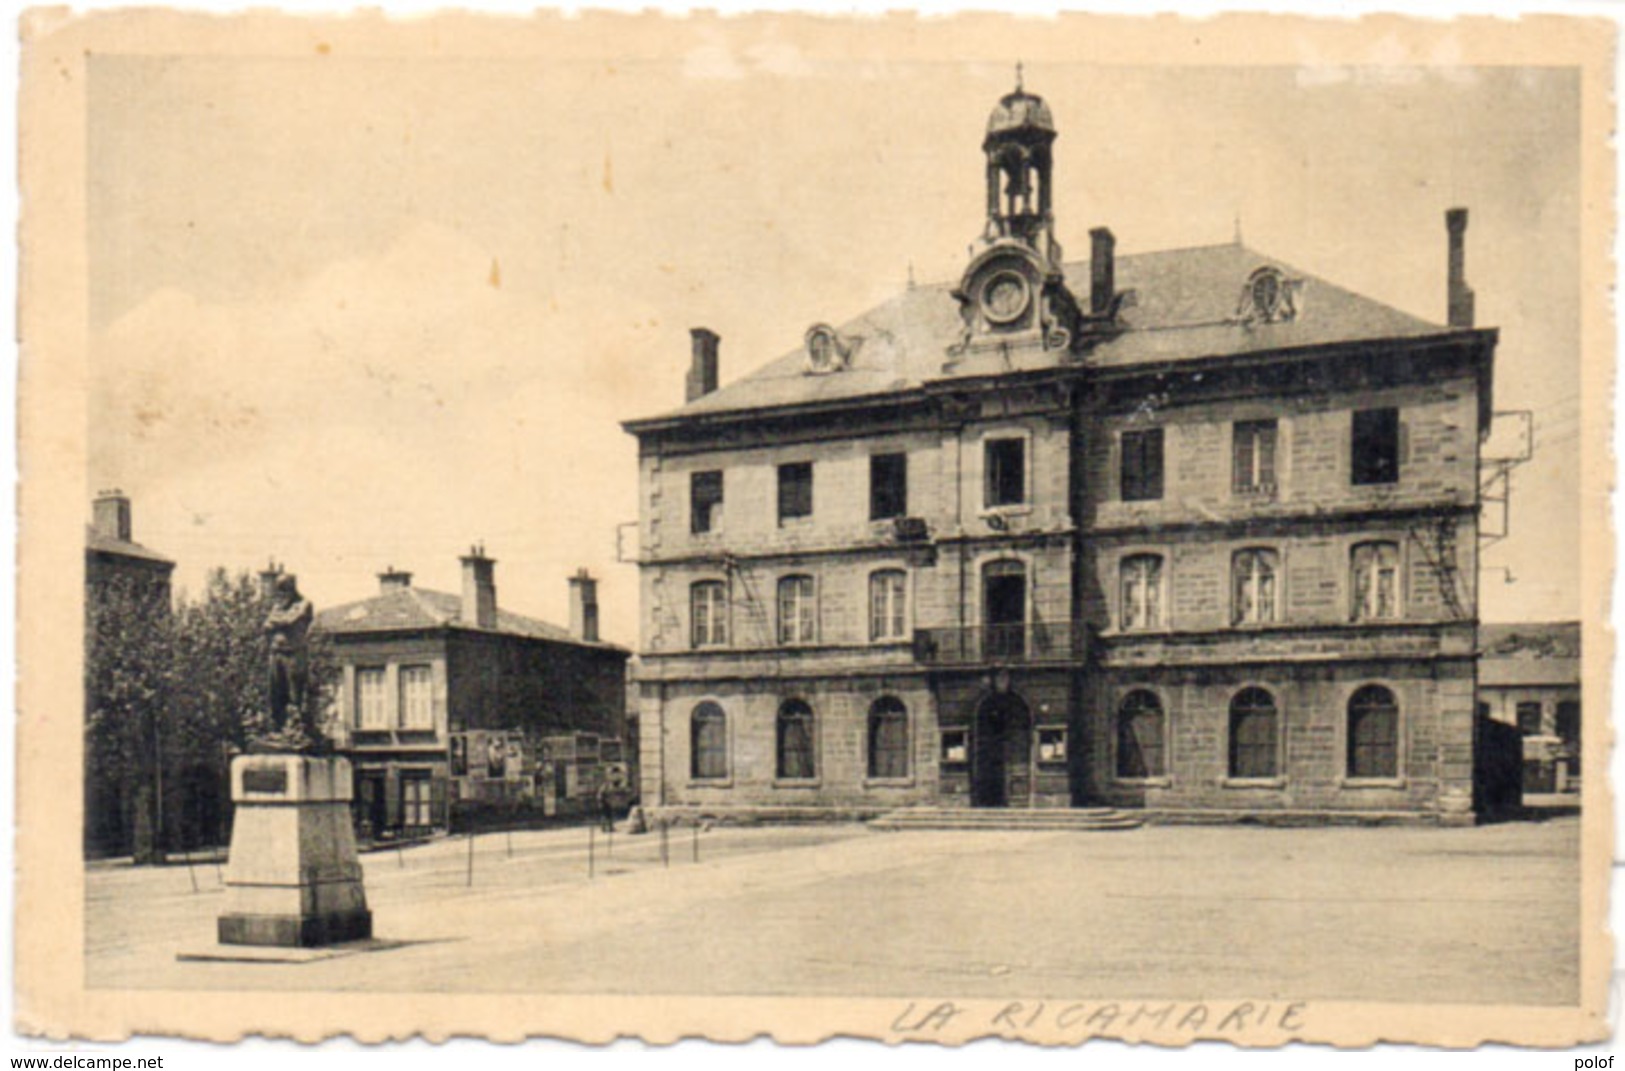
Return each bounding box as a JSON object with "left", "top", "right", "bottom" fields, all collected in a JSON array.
[
  {"left": 210, "top": 568, "right": 371, "bottom": 949},
  {"left": 252, "top": 573, "right": 325, "bottom": 754}
]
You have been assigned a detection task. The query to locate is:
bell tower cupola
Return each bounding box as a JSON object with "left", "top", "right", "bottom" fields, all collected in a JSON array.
[
  {"left": 982, "top": 65, "right": 1060, "bottom": 265},
  {"left": 949, "top": 70, "right": 1091, "bottom": 362}
]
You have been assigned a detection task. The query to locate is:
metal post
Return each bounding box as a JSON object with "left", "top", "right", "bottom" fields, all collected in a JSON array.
[
  {"left": 588, "top": 824, "right": 596, "bottom": 880},
  {"left": 184, "top": 851, "right": 198, "bottom": 894},
  {"left": 397, "top": 842, "right": 405, "bottom": 868},
  {"left": 1028, "top": 722, "right": 1038, "bottom": 811},
  {"left": 466, "top": 831, "right": 475, "bottom": 887}
]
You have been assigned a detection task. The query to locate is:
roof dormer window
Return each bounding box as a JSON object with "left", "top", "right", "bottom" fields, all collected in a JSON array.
[
  {"left": 1239, "top": 266, "right": 1300, "bottom": 324},
  {"left": 805, "top": 324, "right": 858, "bottom": 374}
]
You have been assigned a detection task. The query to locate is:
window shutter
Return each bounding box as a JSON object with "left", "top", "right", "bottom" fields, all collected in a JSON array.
[
  {"left": 1147, "top": 428, "right": 1164, "bottom": 499},
  {"left": 1232, "top": 426, "right": 1251, "bottom": 494}
]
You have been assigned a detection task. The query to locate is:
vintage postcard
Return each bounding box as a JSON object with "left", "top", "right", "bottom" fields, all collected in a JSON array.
[{"left": 15, "top": 7, "right": 1616, "bottom": 1049}]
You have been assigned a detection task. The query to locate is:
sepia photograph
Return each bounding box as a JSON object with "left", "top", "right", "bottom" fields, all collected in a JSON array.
[{"left": 14, "top": 6, "right": 1616, "bottom": 1052}]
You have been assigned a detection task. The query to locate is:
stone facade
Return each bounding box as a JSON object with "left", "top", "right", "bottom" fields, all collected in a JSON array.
[
  {"left": 624, "top": 84, "right": 1497, "bottom": 825},
  {"left": 317, "top": 554, "right": 630, "bottom": 837}
]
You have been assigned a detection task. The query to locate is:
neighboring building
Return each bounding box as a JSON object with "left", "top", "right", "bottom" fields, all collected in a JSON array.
[
  {"left": 84, "top": 491, "right": 176, "bottom": 860},
  {"left": 316, "top": 549, "right": 631, "bottom": 838},
  {"left": 1479, "top": 622, "right": 1581, "bottom": 794},
  {"left": 623, "top": 83, "right": 1498, "bottom": 824},
  {"left": 86, "top": 489, "right": 175, "bottom": 601}
]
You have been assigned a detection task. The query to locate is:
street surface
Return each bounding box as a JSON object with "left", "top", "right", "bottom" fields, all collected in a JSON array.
[{"left": 86, "top": 817, "right": 1580, "bottom": 1004}]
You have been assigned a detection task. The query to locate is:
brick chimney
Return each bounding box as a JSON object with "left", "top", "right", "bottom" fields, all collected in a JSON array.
[
  {"left": 257, "top": 560, "right": 284, "bottom": 601},
  {"left": 1090, "top": 228, "right": 1116, "bottom": 316},
  {"left": 459, "top": 545, "right": 497, "bottom": 629},
  {"left": 1446, "top": 207, "right": 1475, "bottom": 329},
  {"left": 685, "top": 328, "right": 720, "bottom": 402},
  {"left": 378, "top": 566, "right": 413, "bottom": 595},
  {"left": 92, "top": 490, "right": 132, "bottom": 543},
  {"left": 568, "top": 568, "right": 600, "bottom": 643}
]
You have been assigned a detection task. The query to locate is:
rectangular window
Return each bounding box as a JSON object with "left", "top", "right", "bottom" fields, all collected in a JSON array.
[
  {"left": 778, "top": 462, "right": 813, "bottom": 522},
  {"left": 984, "top": 438, "right": 1026, "bottom": 508},
  {"left": 869, "top": 570, "right": 908, "bottom": 641},
  {"left": 1037, "top": 727, "right": 1068, "bottom": 764},
  {"left": 1556, "top": 700, "right": 1580, "bottom": 746},
  {"left": 1232, "top": 549, "right": 1279, "bottom": 625},
  {"left": 398, "top": 665, "right": 434, "bottom": 730},
  {"left": 1233, "top": 420, "right": 1278, "bottom": 495},
  {"left": 777, "top": 575, "right": 817, "bottom": 645},
  {"left": 1121, "top": 428, "right": 1165, "bottom": 502},
  {"left": 400, "top": 774, "right": 433, "bottom": 828},
  {"left": 1351, "top": 542, "right": 1400, "bottom": 622},
  {"left": 690, "top": 582, "right": 728, "bottom": 648},
  {"left": 940, "top": 729, "right": 969, "bottom": 765},
  {"left": 870, "top": 453, "right": 908, "bottom": 520},
  {"left": 1516, "top": 701, "right": 1544, "bottom": 736},
  {"left": 356, "top": 667, "right": 388, "bottom": 730},
  {"left": 1120, "top": 555, "right": 1164, "bottom": 631},
  {"left": 1352, "top": 407, "right": 1400, "bottom": 485},
  {"left": 690, "top": 470, "right": 723, "bottom": 534}
]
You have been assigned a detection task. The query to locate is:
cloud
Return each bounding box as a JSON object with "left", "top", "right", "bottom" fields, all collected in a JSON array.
[{"left": 91, "top": 221, "right": 666, "bottom": 638}]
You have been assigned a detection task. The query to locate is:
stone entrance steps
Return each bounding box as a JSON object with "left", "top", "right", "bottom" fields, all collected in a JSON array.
[{"left": 870, "top": 806, "right": 1142, "bottom": 832}]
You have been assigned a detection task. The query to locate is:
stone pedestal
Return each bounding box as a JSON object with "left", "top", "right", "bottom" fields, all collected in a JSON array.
[{"left": 218, "top": 754, "right": 372, "bottom": 947}]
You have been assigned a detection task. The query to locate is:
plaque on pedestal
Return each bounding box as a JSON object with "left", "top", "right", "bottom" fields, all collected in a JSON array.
[{"left": 217, "top": 753, "right": 372, "bottom": 948}]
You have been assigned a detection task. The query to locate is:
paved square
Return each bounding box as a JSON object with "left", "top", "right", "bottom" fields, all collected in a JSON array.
[{"left": 87, "top": 817, "right": 1580, "bottom": 1004}]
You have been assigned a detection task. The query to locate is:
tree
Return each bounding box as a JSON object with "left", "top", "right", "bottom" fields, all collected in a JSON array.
[
  {"left": 84, "top": 572, "right": 173, "bottom": 861},
  {"left": 85, "top": 566, "right": 341, "bottom": 860},
  {"left": 165, "top": 569, "right": 341, "bottom": 845}
]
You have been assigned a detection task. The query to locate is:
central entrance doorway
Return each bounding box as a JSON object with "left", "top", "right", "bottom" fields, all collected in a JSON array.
[{"left": 972, "top": 691, "right": 1031, "bottom": 808}]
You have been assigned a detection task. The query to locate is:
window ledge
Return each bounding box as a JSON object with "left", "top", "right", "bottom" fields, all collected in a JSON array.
[
  {"left": 772, "top": 778, "right": 821, "bottom": 790},
  {"left": 863, "top": 777, "right": 916, "bottom": 789},
  {"left": 1115, "top": 776, "right": 1172, "bottom": 788},
  {"left": 1339, "top": 776, "right": 1406, "bottom": 789},
  {"left": 685, "top": 779, "right": 733, "bottom": 790},
  {"left": 979, "top": 504, "right": 1034, "bottom": 518},
  {"left": 1222, "top": 777, "right": 1287, "bottom": 790}
]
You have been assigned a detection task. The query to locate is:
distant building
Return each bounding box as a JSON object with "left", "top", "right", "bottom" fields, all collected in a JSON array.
[
  {"left": 315, "top": 549, "right": 631, "bottom": 838},
  {"left": 84, "top": 491, "right": 175, "bottom": 860},
  {"left": 1479, "top": 622, "right": 1581, "bottom": 794},
  {"left": 86, "top": 490, "right": 174, "bottom": 602},
  {"left": 623, "top": 82, "right": 1497, "bottom": 825}
]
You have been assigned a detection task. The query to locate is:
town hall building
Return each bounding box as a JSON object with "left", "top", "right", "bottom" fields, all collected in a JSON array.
[{"left": 623, "top": 83, "right": 1498, "bottom": 825}]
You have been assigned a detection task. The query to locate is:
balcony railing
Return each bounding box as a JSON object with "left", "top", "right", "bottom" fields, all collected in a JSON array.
[{"left": 912, "top": 623, "right": 1084, "bottom": 666}]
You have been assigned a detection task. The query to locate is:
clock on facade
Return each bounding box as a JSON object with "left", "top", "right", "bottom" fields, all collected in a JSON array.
[{"left": 981, "top": 271, "right": 1031, "bottom": 324}]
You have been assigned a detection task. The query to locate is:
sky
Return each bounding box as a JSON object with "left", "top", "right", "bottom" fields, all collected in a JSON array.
[{"left": 86, "top": 44, "right": 1583, "bottom": 643}]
